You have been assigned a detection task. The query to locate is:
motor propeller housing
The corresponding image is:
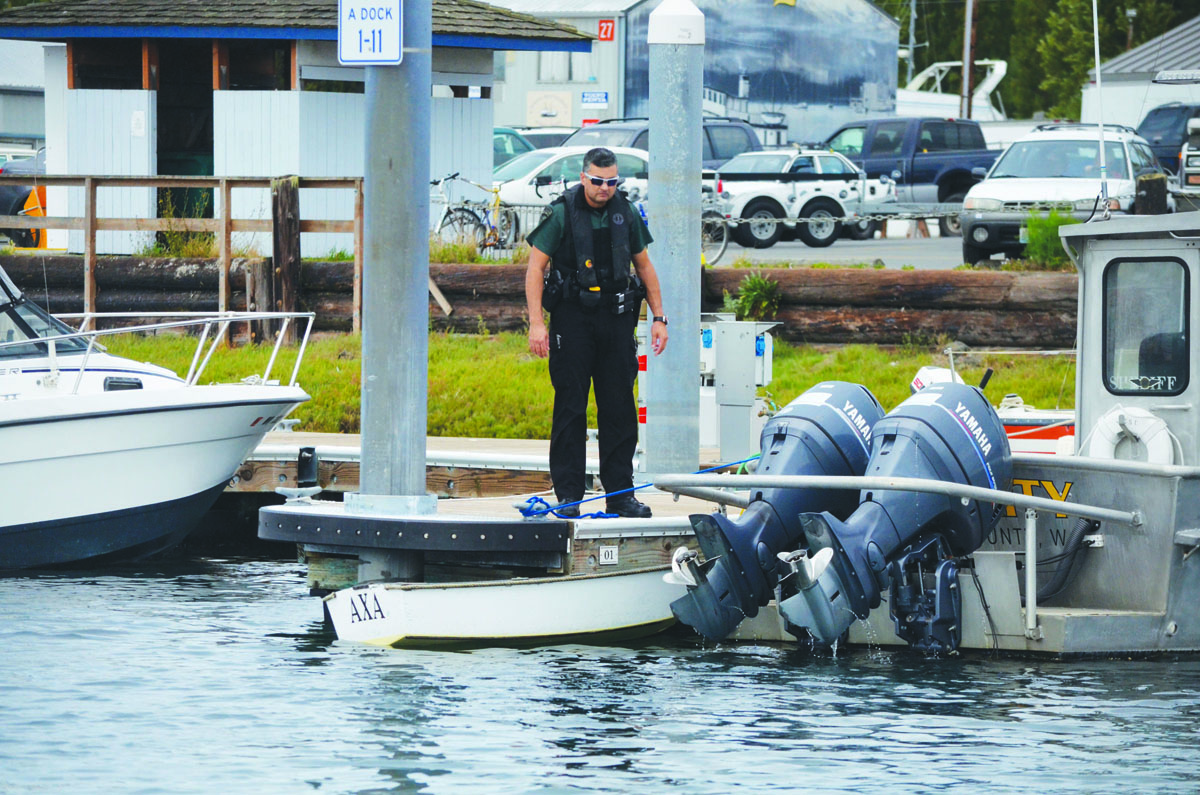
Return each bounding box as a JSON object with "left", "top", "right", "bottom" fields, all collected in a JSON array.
[
  {"left": 670, "top": 382, "right": 884, "bottom": 640},
  {"left": 778, "top": 382, "right": 1013, "bottom": 648}
]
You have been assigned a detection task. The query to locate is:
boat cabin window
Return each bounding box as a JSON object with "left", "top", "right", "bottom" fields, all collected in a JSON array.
[
  {"left": 0, "top": 300, "right": 90, "bottom": 359},
  {"left": 1103, "top": 258, "right": 1189, "bottom": 396}
]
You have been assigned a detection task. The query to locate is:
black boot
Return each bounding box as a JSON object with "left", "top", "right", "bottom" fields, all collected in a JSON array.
[{"left": 606, "top": 495, "right": 652, "bottom": 518}]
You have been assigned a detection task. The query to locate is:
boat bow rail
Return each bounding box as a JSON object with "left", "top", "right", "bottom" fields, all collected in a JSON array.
[{"left": 1, "top": 310, "right": 317, "bottom": 391}]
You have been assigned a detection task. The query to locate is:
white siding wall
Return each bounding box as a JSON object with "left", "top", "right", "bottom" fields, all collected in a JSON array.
[
  {"left": 298, "top": 91, "right": 363, "bottom": 258},
  {"left": 1081, "top": 79, "right": 1200, "bottom": 127},
  {"left": 214, "top": 91, "right": 300, "bottom": 256},
  {"left": 65, "top": 90, "right": 155, "bottom": 254},
  {"left": 43, "top": 44, "right": 68, "bottom": 250},
  {"left": 213, "top": 89, "right": 491, "bottom": 257}
]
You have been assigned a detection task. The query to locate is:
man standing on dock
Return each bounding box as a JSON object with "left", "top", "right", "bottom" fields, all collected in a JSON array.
[{"left": 525, "top": 147, "right": 669, "bottom": 518}]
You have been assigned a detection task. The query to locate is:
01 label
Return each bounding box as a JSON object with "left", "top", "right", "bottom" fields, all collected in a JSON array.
[{"left": 599, "top": 545, "right": 619, "bottom": 565}]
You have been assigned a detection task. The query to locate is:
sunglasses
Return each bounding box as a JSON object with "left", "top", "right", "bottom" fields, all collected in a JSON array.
[{"left": 583, "top": 173, "right": 624, "bottom": 188}]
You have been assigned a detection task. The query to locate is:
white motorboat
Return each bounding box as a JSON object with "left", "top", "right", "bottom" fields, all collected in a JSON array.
[
  {"left": 325, "top": 566, "right": 684, "bottom": 648},
  {"left": 0, "top": 267, "right": 311, "bottom": 570}
]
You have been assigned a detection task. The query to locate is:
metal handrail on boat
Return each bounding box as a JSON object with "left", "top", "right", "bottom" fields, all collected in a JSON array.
[
  {"left": 0, "top": 310, "right": 315, "bottom": 391},
  {"left": 653, "top": 473, "right": 1144, "bottom": 641}
]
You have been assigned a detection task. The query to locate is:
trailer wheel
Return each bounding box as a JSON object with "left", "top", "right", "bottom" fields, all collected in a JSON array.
[
  {"left": 797, "top": 199, "right": 842, "bottom": 247},
  {"left": 938, "top": 192, "right": 966, "bottom": 236},
  {"left": 734, "top": 199, "right": 783, "bottom": 248}
]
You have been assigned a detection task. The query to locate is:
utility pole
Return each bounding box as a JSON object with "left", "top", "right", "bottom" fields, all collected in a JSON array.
[
  {"left": 960, "top": 0, "right": 978, "bottom": 118},
  {"left": 907, "top": 0, "right": 917, "bottom": 85}
]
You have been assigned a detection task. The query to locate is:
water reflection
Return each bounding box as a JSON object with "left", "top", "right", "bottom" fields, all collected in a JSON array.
[{"left": 2, "top": 559, "right": 1199, "bottom": 794}]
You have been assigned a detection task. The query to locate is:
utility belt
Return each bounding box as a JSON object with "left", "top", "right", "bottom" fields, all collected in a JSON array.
[{"left": 543, "top": 268, "right": 645, "bottom": 315}]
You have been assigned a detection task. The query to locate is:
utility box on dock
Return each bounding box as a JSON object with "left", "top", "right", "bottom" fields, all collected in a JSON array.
[{"left": 637, "top": 313, "right": 776, "bottom": 467}]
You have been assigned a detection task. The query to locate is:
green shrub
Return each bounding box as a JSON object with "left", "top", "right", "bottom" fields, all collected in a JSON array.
[
  {"left": 733, "top": 271, "right": 781, "bottom": 321},
  {"left": 1022, "top": 210, "right": 1079, "bottom": 270}
]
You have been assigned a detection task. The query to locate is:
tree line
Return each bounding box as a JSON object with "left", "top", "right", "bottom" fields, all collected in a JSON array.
[{"left": 876, "top": 0, "right": 1200, "bottom": 120}]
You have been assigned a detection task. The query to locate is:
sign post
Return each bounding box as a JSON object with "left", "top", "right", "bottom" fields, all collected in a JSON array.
[{"left": 644, "top": 0, "right": 704, "bottom": 477}]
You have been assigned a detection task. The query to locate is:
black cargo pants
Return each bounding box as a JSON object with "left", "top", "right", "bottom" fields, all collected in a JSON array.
[{"left": 547, "top": 300, "right": 640, "bottom": 504}]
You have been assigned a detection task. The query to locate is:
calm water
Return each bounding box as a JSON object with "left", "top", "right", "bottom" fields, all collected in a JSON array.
[{"left": 3, "top": 557, "right": 1199, "bottom": 794}]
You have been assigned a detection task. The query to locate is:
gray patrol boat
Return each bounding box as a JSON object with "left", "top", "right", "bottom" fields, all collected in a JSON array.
[{"left": 660, "top": 212, "right": 1200, "bottom": 657}]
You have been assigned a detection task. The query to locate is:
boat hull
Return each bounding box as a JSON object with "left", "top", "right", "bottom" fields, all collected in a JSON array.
[
  {"left": 0, "top": 385, "right": 307, "bottom": 569},
  {"left": 325, "top": 568, "right": 687, "bottom": 648},
  {"left": 0, "top": 481, "right": 228, "bottom": 569}
]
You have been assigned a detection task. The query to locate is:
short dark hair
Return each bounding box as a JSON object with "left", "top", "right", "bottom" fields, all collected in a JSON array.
[{"left": 584, "top": 147, "right": 617, "bottom": 170}]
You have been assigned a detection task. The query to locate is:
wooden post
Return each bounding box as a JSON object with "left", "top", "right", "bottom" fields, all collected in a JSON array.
[
  {"left": 218, "top": 178, "right": 233, "bottom": 345},
  {"left": 353, "top": 178, "right": 363, "bottom": 334},
  {"left": 271, "top": 175, "right": 301, "bottom": 344},
  {"left": 83, "top": 177, "right": 97, "bottom": 330},
  {"left": 246, "top": 258, "right": 273, "bottom": 345}
]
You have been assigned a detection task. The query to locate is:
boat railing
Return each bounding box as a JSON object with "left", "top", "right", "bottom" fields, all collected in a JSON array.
[
  {"left": 0, "top": 310, "right": 315, "bottom": 391},
  {"left": 653, "top": 473, "right": 1142, "bottom": 640}
]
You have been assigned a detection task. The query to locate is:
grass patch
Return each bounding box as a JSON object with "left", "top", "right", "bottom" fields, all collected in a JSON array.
[{"left": 102, "top": 332, "right": 1075, "bottom": 438}]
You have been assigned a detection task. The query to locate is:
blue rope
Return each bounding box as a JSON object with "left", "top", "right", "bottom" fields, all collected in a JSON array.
[{"left": 519, "top": 452, "right": 761, "bottom": 519}]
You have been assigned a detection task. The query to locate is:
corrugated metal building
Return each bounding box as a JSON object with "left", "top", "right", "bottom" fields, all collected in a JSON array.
[
  {"left": 490, "top": 0, "right": 898, "bottom": 144},
  {"left": 0, "top": 39, "right": 48, "bottom": 154},
  {"left": 1082, "top": 14, "right": 1200, "bottom": 129},
  {"left": 0, "top": 0, "right": 589, "bottom": 255}
]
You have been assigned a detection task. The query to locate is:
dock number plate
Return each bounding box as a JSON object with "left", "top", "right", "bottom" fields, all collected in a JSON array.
[
  {"left": 599, "top": 545, "right": 619, "bottom": 565},
  {"left": 338, "top": 0, "right": 402, "bottom": 65}
]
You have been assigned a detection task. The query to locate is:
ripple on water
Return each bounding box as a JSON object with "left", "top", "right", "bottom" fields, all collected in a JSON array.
[{"left": 2, "top": 559, "right": 1200, "bottom": 794}]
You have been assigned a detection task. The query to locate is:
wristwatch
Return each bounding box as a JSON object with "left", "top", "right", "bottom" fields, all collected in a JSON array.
[{"left": 652, "top": 315, "right": 668, "bottom": 326}]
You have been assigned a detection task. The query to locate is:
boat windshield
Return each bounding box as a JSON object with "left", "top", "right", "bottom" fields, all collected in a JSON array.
[
  {"left": 0, "top": 299, "right": 90, "bottom": 359},
  {"left": 1104, "top": 258, "right": 1189, "bottom": 396}
]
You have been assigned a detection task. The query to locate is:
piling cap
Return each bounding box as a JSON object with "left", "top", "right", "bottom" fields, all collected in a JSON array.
[{"left": 648, "top": 0, "right": 705, "bottom": 45}]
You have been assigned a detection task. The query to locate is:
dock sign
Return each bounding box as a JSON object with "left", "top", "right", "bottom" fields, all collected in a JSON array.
[{"left": 338, "top": 0, "right": 402, "bottom": 65}]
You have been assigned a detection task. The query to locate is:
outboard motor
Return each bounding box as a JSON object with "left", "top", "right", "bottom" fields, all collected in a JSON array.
[
  {"left": 779, "top": 382, "right": 1012, "bottom": 653},
  {"left": 670, "top": 382, "right": 884, "bottom": 640}
]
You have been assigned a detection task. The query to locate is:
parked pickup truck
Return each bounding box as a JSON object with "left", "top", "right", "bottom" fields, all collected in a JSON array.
[
  {"left": 712, "top": 148, "right": 896, "bottom": 248},
  {"left": 822, "top": 117, "right": 1001, "bottom": 235}
]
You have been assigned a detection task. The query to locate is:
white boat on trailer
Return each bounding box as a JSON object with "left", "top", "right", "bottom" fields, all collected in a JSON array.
[{"left": 0, "top": 266, "right": 311, "bottom": 570}]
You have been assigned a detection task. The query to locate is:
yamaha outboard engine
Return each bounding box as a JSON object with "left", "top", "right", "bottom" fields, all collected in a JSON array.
[
  {"left": 778, "top": 382, "right": 1012, "bottom": 652},
  {"left": 670, "top": 382, "right": 884, "bottom": 640}
]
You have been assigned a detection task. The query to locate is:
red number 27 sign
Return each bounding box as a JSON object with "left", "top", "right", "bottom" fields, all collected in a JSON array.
[{"left": 598, "top": 19, "right": 615, "bottom": 41}]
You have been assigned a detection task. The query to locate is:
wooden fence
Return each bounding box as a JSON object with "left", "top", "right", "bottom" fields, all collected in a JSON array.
[{"left": 0, "top": 174, "right": 363, "bottom": 335}]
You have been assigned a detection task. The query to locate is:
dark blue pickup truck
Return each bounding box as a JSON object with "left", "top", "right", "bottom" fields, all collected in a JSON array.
[{"left": 822, "top": 117, "right": 1001, "bottom": 235}]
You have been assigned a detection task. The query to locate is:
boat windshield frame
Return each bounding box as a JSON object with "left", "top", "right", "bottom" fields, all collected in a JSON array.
[{"left": 0, "top": 299, "right": 91, "bottom": 359}]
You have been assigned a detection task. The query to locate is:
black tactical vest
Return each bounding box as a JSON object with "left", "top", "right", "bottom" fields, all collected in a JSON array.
[{"left": 550, "top": 184, "right": 637, "bottom": 296}]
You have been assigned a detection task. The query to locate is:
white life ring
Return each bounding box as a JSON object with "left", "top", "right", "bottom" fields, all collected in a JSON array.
[{"left": 1084, "top": 407, "right": 1174, "bottom": 465}]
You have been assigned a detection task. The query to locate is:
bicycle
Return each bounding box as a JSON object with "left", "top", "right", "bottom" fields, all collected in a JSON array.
[
  {"left": 700, "top": 195, "right": 729, "bottom": 266},
  {"left": 431, "top": 172, "right": 518, "bottom": 250}
]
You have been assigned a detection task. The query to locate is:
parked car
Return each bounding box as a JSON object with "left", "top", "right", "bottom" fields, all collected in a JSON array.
[
  {"left": 712, "top": 149, "right": 895, "bottom": 248},
  {"left": 559, "top": 116, "right": 762, "bottom": 169},
  {"left": 493, "top": 127, "right": 536, "bottom": 168},
  {"left": 823, "top": 116, "right": 1001, "bottom": 236},
  {"left": 958, "top": 123, "right": 1168, "bottom": 265},
  {"left": 511, "top": 126, "right": 577, "bottom": 149},
  {"left": 491, "top": 145, "right": 650, "bottom": 239},
  {"left": 1136, "top": 102, "right": 1200, "bottom": 175},
  {"left": 0, "top": 147, "right": 45, "bottom": 176}
]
